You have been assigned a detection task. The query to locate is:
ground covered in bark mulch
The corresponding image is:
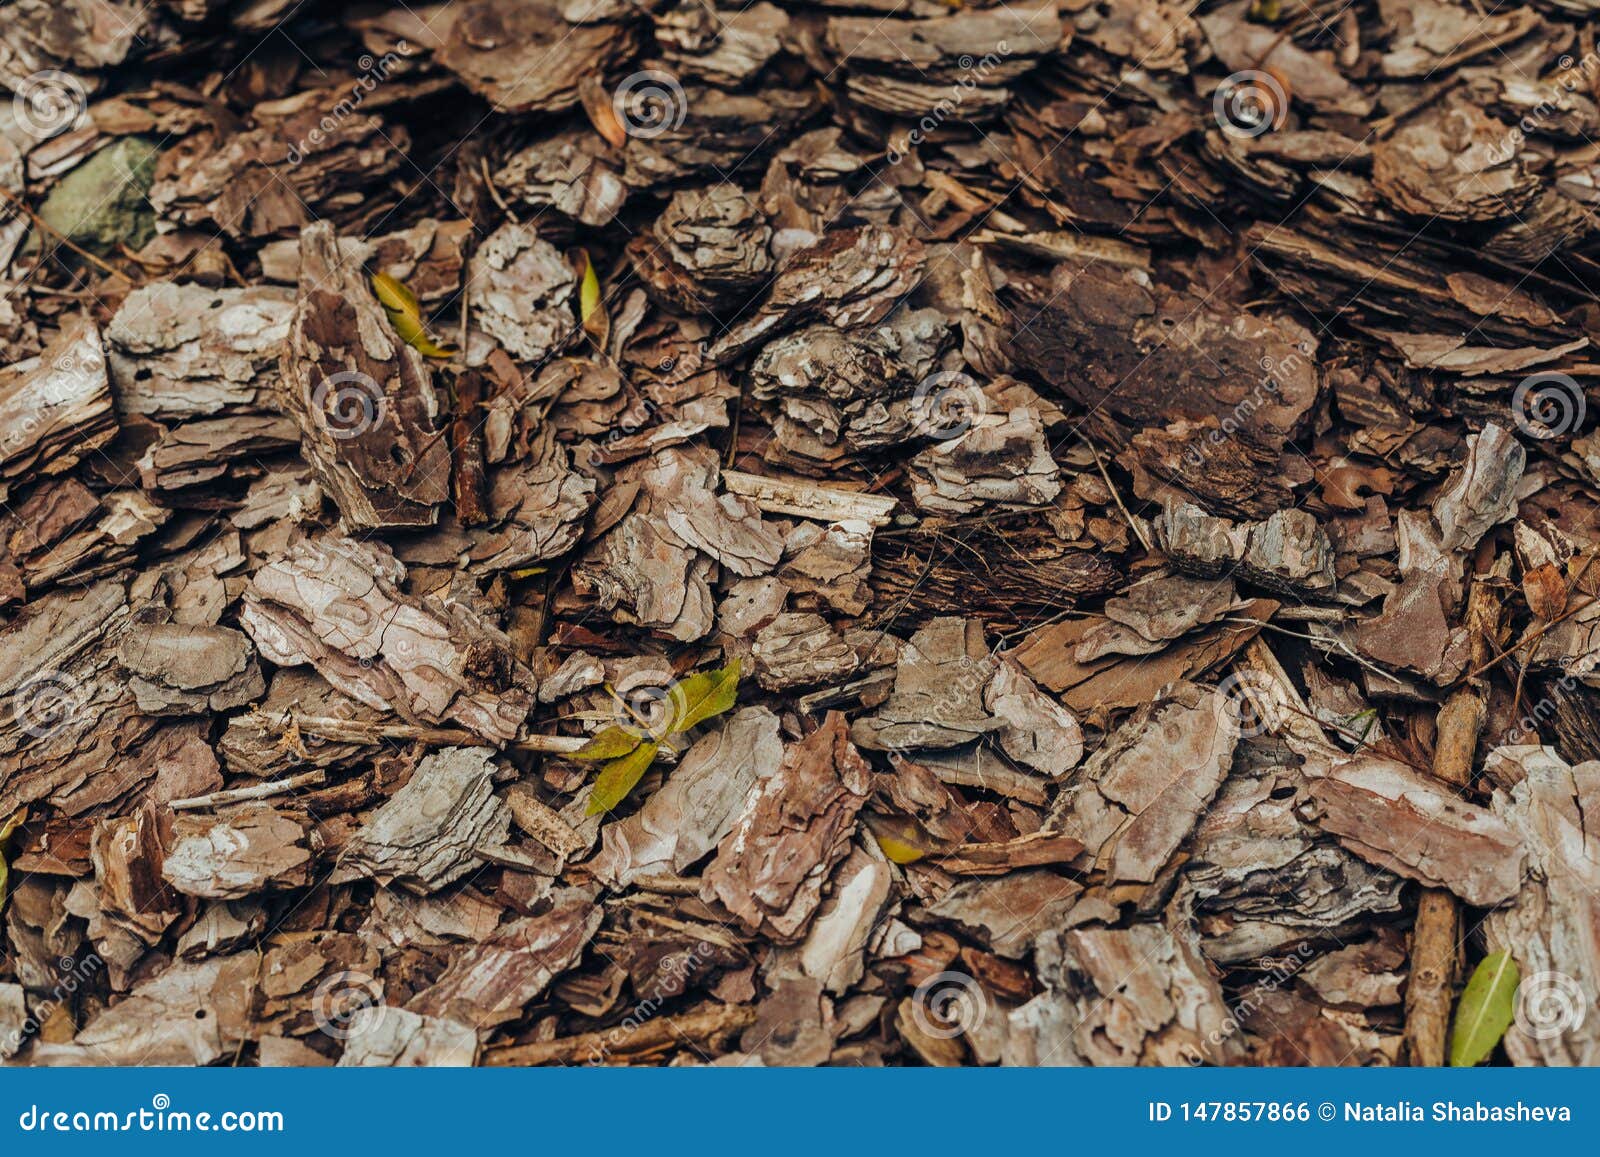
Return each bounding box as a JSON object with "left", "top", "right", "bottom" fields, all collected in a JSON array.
[{"left": 2, "top": 0, "right": 1600, "bottom": 1067}]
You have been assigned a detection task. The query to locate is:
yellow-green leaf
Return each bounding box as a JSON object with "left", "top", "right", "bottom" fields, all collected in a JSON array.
[
  {"left": 0, "top": 807, "right": 26, "bottom": 910},
  {"left": 875, "top": 833, "right": 925, "bottom": 864},
  {"left": 388, "top": 307, "right": 457, "bottom": 358},
  {"left": 578, "top": 252, "right": 602, "bottom": 325},
  {"left": 571, "top": 725, "right": 644, "bottom": 761},
  {"left": 1450, "top": 951, "right": 1520, "bottom": 1066},
  {"left": 370, "top": 271, "right": 420, "bottom": 315},
  {"left": 667, "top": 659, "right": 741, "bottom": 734},
  {"left": 865, "top": 814, "right": 928, "bottom": 864},
  {"left": 576, "top": 249, "right": 608, "bottom": 348},
  {"left": 586, "top": 740, "right": 659, "bottom": 815},
  {"left": 371, "top": 271, "right": 456, "bottom": 359}
]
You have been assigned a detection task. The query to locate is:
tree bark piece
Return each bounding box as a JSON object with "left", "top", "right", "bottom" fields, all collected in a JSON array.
[
  {"left": 279, "top": 220, "right": 450, "bottom": 530},
  {"left": 240, "top": 535, "right": 536, "bottom": 743}
]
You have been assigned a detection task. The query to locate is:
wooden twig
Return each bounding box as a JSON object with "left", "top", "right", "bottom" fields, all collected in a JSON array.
[
  {"left": 1078, "top": 435, "right": 1153, "bottom": 552},
  {"left": 722, "top": 469, "right": 898, "bottom": 527},
  {"left": 0, "top": 184, "right": 138, "bottom": 284},
  {"left": 484, "top": 1004, "right": 755, "bottom": 1066},
  {"left": 630, "top": 873, "right": 701, "bottom": 896},
  {"left": 1403, "top": 554, "right": 1507, "bottom": 1066},
  {"left": 291, "top": 714, "right": 590, "bottom": 754},
  {"left": 169, "top": 770, "right": 327, "bottom": 811},
  {"left": 1463, "top": 594, "right": 1591, "bottom": 679}
]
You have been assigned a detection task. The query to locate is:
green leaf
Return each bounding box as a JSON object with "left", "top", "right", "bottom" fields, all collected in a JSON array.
[
  {"left": 371, "top": 271, "right": 457, "bottom": 359},
  {"left": 1450, "top": 951, "right": 1520, "bottom": 1066},
  {"left": 0, "top": 807, "right": 26, "bottom": 911},
  {"left": 667, "top": 659, "right": 742, "bottom": 735},
  {"left": 571, "top": 725, "right": 644, "bottom": 761},
  {"left": 586, "top": 741, "right": 659, "bottom": 815}
]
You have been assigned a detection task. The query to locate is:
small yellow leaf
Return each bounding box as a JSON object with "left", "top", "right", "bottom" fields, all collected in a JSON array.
[
  {"left": 572, "top": 725, "right": 644, "bottom": 761},
  {"left": 575, "top": 249, "right": 609, "bottom": 348},
  {"left": 865, "top": 813, "right": 929, "bottom": 863},
  {"left": 371, "top": 271, "right": 456, "bottom": 359},
  {"left": 579, "top": 254, "right": 602, "bottom": 324},
  {"left": 875, "top": 833, "right": 926, "bottom": 864},
  {"left": 586, "top": 741, "right": 660, "bottom": 815},
  {"left": 370, "top": 271, "right": 420, "bottom": 315}
]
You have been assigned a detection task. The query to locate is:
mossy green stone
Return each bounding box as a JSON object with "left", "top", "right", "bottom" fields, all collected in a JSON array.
[{"left": 35, "top": 135, "right": 160, "bottom": 254}]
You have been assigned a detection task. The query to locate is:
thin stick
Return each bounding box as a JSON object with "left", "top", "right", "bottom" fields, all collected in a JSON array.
[
  {"left": 169, "top": 770, "right": 327, "bottom": 811},
  {"left": 484, "top": 1004, "right": 755, "bottom": 1066},
  {"left": 291, "top": 714, "right": 590, "bottom": 753},
  {"left": 1404, "top": 554, "right": 1506, "bottom": 1066},
  {"left": 1078, "top": 435, "right": 1152, "bottom": 551},
  {"left": 1464, "top": 592, "right": 1592, "bottom": 679},
  {"left": 0, "top": 185, "right": 137, "bottom": 284}
]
